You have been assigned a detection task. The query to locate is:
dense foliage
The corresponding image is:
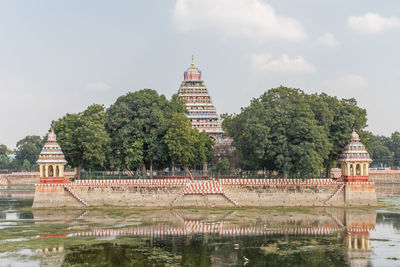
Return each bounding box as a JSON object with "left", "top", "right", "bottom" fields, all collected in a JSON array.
[
  {"left": 165, "top": 113, "right": 214, "bottom": 179},
  {"left": 0, "top": 144, "right": 12, "bottom": 170},
  {"left": 2, "top": 86, "right": 400, "bottom": 175},
  {"left": 223, "top": 86, "right": 367, "bottom": 177},
  {"left": 106, "top": 90, "right": 213, "bottom": 177},
  {"left": 53, "top": 104, "right": 111, "bottom": 178},
  {"left": 362, "top": 131, "right": 400, "bottom": 167}
]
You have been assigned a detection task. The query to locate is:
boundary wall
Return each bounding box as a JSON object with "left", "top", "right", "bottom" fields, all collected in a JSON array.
[{"left": 32, "top": 178, "right": 377, "bottom": 208}]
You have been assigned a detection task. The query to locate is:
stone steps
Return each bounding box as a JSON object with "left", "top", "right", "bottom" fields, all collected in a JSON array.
[
  {"left": 324, "top": 183, "right": 345, "bottom": 205},
  {"left": 183, "top": 180, "right": 223, "bottom": 195},
  {"left": 222, "top": 191, "right": 240, "bottom": 207},
  {"left": 64, "top": 186, "right": 89, "bottom": 207}
]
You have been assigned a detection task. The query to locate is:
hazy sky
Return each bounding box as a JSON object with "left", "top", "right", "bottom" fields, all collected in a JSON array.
[{"left": 1, "top": 0, "right": 400, "bottom": 148}]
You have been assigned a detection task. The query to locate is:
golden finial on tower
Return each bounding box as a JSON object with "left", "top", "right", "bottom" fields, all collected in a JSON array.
[{"left": 191, "top": 55, "right": 194, "bottom": 66}]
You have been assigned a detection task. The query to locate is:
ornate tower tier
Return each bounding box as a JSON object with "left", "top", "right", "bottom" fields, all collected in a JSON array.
[
  {"left": 37, "top": 129, "right": 69, "bottom": 184},
  {"left": 178, "top": 59, "right": 224, "bottom": 142},
  {"left": 338, "top": 130, "right": 372, "bottom": 182}
]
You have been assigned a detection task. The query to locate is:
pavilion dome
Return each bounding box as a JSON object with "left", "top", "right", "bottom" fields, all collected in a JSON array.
[
  {"left": 184, "top": 59, "right": 202, "bottom": 81},
  {"left": 338, "top": 130, "right": 372, "bottom": 163},
  {"left": 36, "top": 129, "right": 67, "bottom": 164}
]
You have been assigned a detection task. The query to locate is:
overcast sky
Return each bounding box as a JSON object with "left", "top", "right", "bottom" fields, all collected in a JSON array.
[{"left": 1, "top": 0, "right": 400, "bottom": 148}]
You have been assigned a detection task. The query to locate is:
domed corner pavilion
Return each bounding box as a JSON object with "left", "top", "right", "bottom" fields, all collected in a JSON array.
[
  {"left": 338, "top": 130, "right": 372, "bottom": 182},
  {"left": 36, "top": 129, "right": 69, "bottom": 184}
]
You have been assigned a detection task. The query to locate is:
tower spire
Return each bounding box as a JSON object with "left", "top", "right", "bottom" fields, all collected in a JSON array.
[{"left": 191, "top": 55, "right": 194, "bottom": 66}]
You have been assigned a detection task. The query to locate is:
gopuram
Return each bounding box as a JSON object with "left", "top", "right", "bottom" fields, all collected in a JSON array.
[
  {"left": 177, "top": 59, "right": 225, "bottom": 143},
  {"left": 32, "top": 129, "right": 377, "bottom": 208}
]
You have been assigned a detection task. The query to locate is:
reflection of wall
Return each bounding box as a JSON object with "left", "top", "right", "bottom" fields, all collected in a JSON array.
[
  {"left": 345, "top": 184, "right": 377, "bottom": 206},
  {"left": 32, "top": 208, "right": 377, "bottom": 266},
  {"left": 33, "top": 208, "right": 376, "bottom": 239},
  {"left": 38, "top": 246, "right": 65, "bottom": 267}
]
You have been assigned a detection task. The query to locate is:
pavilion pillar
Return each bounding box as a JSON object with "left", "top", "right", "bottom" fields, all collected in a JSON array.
[
  {"left": 45, "top": 165, "right": 48, "bottom": 177},
  {"left": 60, "top": 165, "right": 64, "bottom": 177}
]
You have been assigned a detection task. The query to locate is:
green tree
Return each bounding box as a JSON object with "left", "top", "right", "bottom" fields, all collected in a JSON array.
[
  {"left": 54, "top": 104, "right": 110, "bottom": 178},
  {"left": 22, "top": 159, "right": 31, "bottom": 171},
  {"left": 0, "top": 144, "right": 11, "bottom": 170},
  {"left": 390, "top": 132, "right": 400, "bottom": 167},
  {"left": 165, "top": 113, "right": 198, "bottom": 179},
  {"left": 317, "top": 94, "right": 367, "bottom": 176},
  {"left": 361, "top": 131, "right": 392, "bottom": 167},
  {"left": 15, "top": 135, "right": 45, "bottom": 169},
  {"left": 194, "top": 131, "right": 215, "bottom": 174},
  {"left": 165, "top": 113, "right": 213, "bottom": 179},
  {"left": 216, "top": 158, "right": 230, "bottom": 175},
  {"left": 106, "top": 89, "right": 183, "bottom": 173},
  {"left": 224, "top": 87, "right": 330, "bottom": 177}
]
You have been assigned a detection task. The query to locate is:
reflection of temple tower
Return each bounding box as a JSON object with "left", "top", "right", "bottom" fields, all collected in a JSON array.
[
  {"left": 177, "top": 59, "right": 225, "bottom": 143},
  {"left": 338, "top": 130, "right": 372, "bottom": 182},
  {"left": 38, "top": 245, "right": 65, "bottom": 266},
  {"left": 342, "top": 210, "right": 376, "bottom": 267},
  {"left": 37, "top": 129, "right": 68, "bottom": 184}
]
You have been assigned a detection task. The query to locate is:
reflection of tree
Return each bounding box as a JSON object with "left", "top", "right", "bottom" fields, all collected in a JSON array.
[
  {"left": 60, "top": 235, "right": 348, "bottom": 267},
  {"left": 34, "top": 208, "right": 379, "bottom": 266},
  {"left": 62, "top": 241, "right": 180, "bottom": 267}
]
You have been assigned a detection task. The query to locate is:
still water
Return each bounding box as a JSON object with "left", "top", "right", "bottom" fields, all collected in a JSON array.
[{"left": 0, "top": 186, "right": 399, "bottom": 267}]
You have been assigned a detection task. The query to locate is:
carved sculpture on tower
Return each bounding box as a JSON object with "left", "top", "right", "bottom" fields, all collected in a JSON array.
[
  {"left": 37, "top": 129, "right": 69, "bottom": 184},
  {"left": 338, "top": 130, "right": 372, "bottom": 182}
]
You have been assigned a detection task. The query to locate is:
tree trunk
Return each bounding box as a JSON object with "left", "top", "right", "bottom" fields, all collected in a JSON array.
[
  {"left": 150, "top": 160, "right": 153, "bottom": 178},
  {"left": 203, "top": 162, "right": 207, "bottom": 176},
  {"left": 171, "top": 161, "right": 175, "bottom": 176},
  {"left": 76, "top": 163, "right": 82, "bottom": 180},
  {"left": 325, "top": 162, "right": 332, "bottom": 178},
  {"left": 183, "top": 164, "right": 193, "bottom": 181},
  {"left": 141, "top": 165, "right": 147, "bottom": 178}
]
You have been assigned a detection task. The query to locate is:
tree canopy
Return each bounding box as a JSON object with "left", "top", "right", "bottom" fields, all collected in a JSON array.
[
  {"left": 54, "top": 104, "right": 110, "bottom": 178},
  {"left": 165, "top": 113, "right": 214, "bottom": 179},
  {"left": 15, "top": 135, "right": 45, "bottom": 169},
  {"left": 106, "top": 89, "right": 179, "bottom": 172},
  {"left": 361, "top": 131, "right": 400, "bottom": 167},
  {"left": 0, "top": 144, "right": 12, "bottom": 170},
  {"left": 223, "top": 86, "right": 367, "bottom": 177}
]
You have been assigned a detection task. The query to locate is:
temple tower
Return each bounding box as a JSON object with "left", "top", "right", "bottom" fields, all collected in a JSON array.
[
  {"left": 338, "top": 130, "right": 372, "bottom": 182},
  {"left": 37, "top": 129, "right": 68, "bottom": 183},
  {"left": 177, "top": 59, "right": 225, "bottom": 143}
]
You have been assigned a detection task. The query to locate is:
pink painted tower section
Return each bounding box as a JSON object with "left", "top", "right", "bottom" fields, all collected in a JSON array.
[{"left": 178, "top": 59, "right": 225, "bottom": 142}]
